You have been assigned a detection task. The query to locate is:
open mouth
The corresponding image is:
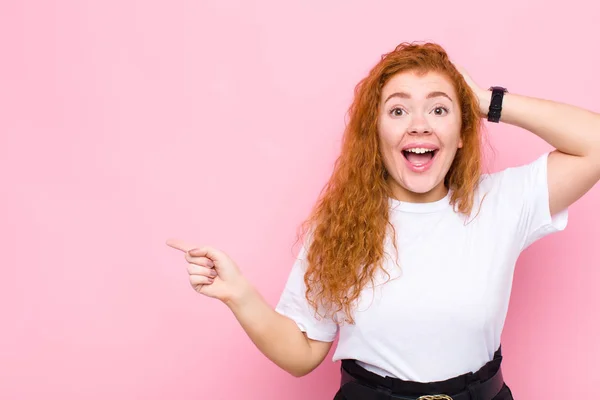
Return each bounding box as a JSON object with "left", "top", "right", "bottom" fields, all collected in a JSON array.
[{"left": 402, "top": 148, "right": 439, "bottom": 167}]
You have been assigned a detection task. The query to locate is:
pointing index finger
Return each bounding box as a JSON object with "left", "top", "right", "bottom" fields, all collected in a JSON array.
[{"left": 165, "top": 238, "right": 197, "bottom": 253}]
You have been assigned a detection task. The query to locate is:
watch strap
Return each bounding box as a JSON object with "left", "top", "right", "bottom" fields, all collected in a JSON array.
[{"left": 487, "top": 86, "right": 507, "bottom": 123}]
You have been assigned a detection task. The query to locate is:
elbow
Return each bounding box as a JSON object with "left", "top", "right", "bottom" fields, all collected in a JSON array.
[
  {"left": 289, "top": 370, "right": 308, "bottom": 378},
  {"left": 287, "top": 367, "right": 312, "bottom": 378},
  {"left": 285, "top": 363, "right": 318, "bottom": 378}
]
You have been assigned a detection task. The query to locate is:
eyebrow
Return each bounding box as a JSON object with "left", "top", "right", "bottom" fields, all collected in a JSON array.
[{"left": 384, "top": 91, "right": 454, "bottom": 104}]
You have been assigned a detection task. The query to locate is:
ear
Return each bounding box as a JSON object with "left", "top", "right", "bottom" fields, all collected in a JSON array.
[{"left": 458, "top": 138, "right": 464, "bottom": 149}]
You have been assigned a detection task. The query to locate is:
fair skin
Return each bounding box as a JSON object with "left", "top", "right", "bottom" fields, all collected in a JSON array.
[
  {"left": 165, "top": 239, "right": 332, "bottom": 377},
  {"left": 166, "top": 67, "right": 600, "bottom": 377},
  {"left": 378, "top": 70, "right": 463, "bottom": 203}
]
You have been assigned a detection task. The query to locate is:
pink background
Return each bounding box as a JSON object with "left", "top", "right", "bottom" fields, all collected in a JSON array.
[{"left": 1, "top": 1, "right": 599, "bottom": 399}]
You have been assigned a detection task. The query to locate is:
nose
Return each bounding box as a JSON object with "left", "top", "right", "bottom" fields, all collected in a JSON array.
[{"left": 407, "top": 114, "right": 432, "bottom": 135}]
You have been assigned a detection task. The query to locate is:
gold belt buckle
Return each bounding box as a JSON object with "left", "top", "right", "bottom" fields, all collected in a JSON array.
[{"left": 417, "top": 396, "right": 453, "bottom": 400}]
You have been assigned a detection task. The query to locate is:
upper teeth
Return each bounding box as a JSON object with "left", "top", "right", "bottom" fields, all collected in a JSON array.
[{"left": 406, "top": 148, "right": 434, "bottom": 154}]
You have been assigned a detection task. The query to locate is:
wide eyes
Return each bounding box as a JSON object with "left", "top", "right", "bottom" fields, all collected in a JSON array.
[
  {"left": 433, "top": 106, "right": 449, "bottom": 116},
  {"left": 389, "top": 106, "right": 449, "bottom": 117},
  {"left": 391, "top": 108, "right": 405, "bottom": 117}
]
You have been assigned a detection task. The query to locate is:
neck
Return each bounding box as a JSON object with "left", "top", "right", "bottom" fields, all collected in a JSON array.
[{"left": 388, "top": 180, "right": 449, "bottom": 204}]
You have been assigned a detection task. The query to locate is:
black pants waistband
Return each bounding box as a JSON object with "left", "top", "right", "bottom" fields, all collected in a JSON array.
[{"left": 340, "top": 346, "right": 504, "bottom": 397}]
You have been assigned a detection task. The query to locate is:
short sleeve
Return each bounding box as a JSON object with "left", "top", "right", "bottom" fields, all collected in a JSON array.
[
  {"left": 275, "top": 242, "right": 339, "bottom": 342},
  {"left": 495, "top": 152, "right": 569, "bottom": 250}
]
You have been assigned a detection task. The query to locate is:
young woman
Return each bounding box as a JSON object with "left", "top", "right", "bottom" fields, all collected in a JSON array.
[{"left": 167, "top": 42, "right": 600, "bottom": 399}]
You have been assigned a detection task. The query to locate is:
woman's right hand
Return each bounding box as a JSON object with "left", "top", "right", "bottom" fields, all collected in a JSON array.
[
  {"left": 167, "top": 240, "right": 331, "bottom": 377},
  {"left": 166, "top": 239, "right": 250, "bottom": 304}
]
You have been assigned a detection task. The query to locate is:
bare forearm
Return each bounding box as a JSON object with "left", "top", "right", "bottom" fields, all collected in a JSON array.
[
  {"left": 224, "top": 282, "right": 319, "bottom": 377},
  {"left": 479, "top": 90, "right": 600, "bottom": 157}
]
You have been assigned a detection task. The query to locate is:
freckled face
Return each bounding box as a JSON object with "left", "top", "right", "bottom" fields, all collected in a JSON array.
[{"left": 378, "top": 70, "right": 463, "bottom": 202}]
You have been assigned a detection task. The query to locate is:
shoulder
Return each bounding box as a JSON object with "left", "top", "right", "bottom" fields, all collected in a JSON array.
[
  {"left": 474, "top": 152, "right": 568, "bottom": 249},
  {"left": 476, "top": 153, "right": 550, "bottom": 198},
  {"left": 464, "top": 153, "right": 551, "bottom": 223}
]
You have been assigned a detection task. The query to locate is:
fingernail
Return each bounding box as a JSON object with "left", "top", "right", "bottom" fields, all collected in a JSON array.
[
  {"left": 207, "top": 278, "right": 214, "bottom": 284},
  {"left": 209, "top": 269, "right": 218, "bottom": 277}
]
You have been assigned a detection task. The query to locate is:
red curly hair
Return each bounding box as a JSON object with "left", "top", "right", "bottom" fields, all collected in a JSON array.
[{"left": 296, "top": 42, "right": 485, "bottom": 324}]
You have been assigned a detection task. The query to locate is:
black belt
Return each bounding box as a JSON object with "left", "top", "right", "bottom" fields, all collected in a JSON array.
[{"left": 338, "top": 350, "right": 505, "bottom": 400}]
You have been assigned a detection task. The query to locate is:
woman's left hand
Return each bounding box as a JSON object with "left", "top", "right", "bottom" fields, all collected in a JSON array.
[{"left": 456, "top": 65, "right": 490, "bottom": 117}]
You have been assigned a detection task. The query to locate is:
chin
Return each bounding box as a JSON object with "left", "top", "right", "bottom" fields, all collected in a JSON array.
[
  {"left": 400, "top": 174, "right": 442, "bottom": 194},
  {"left": 404, "top": 183, "right": 440, "bottom": 195},
  {"left": 407, "top": 186, "right": 434, "bottom": 195},
  {"left": 394, "top": 153, "right": 453, "bottom": 197}
]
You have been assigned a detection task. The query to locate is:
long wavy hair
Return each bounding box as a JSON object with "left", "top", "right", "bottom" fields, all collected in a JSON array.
[{"left": 296, "top": 42, "right": 485, "bottom": 324}]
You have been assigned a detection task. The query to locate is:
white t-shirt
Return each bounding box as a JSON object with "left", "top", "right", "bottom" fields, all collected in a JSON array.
[{"left": 275, "top": 152, "right": 568, "bottom": 382}]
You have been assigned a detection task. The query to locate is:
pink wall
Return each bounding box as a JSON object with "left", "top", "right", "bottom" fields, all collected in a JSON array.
[{"left": 1, "top": 1, "right": 599, "bottom": 399}]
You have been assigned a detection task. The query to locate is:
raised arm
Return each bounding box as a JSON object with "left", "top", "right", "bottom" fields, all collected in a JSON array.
[
  {"left": 460, "top": 67, "right": 600, "bottom": 215},
  {"left": 483, "top": 94, "right": 600, "bottom": 215}
]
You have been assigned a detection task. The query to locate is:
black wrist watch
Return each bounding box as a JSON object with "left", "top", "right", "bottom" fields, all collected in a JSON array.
[{"left": 487, "top": 86, "right": 508, "bottom": 123}]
